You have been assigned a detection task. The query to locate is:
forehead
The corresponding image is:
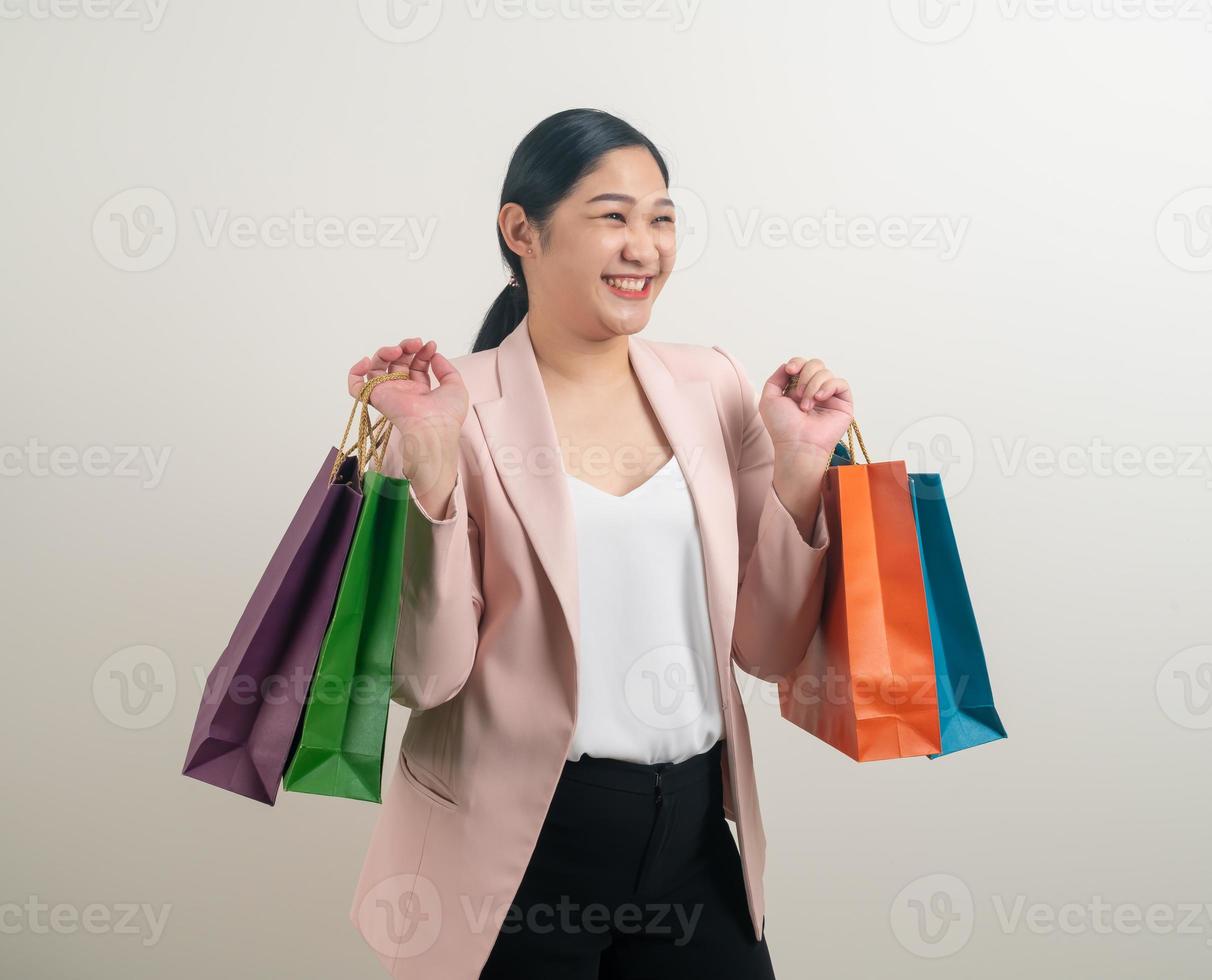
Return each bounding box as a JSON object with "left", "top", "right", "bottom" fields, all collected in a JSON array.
[{"left": 574, "top": 147, "right": 672, "bottom": 207}]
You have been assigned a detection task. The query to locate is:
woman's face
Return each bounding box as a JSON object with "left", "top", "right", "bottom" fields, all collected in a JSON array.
[{"left": 527, "top": 145, "right": 676, "bottom": 338}]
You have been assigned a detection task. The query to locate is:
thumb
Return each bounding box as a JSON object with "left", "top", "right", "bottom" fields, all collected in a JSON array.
[
  {"left": 760, "top": 366, "right": 792, "bottom": 404},
  {"left": 428, "top": 352, "right": 465, "bottom": 391}
]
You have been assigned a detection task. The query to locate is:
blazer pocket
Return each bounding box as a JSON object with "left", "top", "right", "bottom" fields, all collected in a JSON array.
[{"left": 399, "top": 749, "right": 460, "bottom": 810}]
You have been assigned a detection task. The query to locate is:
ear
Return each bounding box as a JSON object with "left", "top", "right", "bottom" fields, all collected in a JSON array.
[{"left": 499, "top": 203, "right": 537, "bottom": 258}]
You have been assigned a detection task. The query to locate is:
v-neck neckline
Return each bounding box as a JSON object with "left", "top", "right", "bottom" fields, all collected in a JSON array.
[{"left": 562, "top": 454, "right": 677, "bottom": 501}]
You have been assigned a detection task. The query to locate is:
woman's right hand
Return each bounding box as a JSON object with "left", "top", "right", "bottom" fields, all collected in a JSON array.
[{"left": 347, "top": 338, "right": 468, "bottom": 505}]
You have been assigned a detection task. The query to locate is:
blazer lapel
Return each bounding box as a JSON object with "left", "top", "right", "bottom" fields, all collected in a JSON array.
[{"left": 473, "top": 315, "right": 739, "bottom": 693}]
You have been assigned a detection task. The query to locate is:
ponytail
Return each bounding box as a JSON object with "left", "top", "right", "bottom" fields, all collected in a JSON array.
[{"left": 475, "top": 275, "right": 529, "bottom": 353}]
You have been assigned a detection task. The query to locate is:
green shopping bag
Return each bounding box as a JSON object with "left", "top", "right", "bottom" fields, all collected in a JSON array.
[{"left": 282, "top": 377, "right": 411, "bottom": 803}]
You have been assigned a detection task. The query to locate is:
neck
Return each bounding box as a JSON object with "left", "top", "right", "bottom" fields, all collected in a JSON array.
[{"left": 525, "top": 307, "right": 634, "bottom": 395}]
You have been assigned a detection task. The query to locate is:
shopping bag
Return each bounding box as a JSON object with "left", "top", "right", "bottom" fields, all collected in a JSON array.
[
  {"left": 778, "top": 421, "right": 942, "bottom": 761},
  {"left": 182, "top": 392, "right": 393, "bottom": 804},
  {"left": 281, "top": 375, "right": 412, "bottom": 803},
  {"left": 909, "top": 472, "right": 1007, "bottom": 758}
]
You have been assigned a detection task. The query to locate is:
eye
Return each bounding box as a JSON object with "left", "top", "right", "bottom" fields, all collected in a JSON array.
[
  {"left": 603, "top": 212, "right": 627, "bottom": 222},
  {"left": 654, "top": 215, "right": 675, "bottom": 224}
]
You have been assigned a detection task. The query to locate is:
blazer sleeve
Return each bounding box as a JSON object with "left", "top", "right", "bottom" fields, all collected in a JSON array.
[
  {"left": 369, "top": 424, "right": 484, "bottom": 710},
  {"left": 714, "top": 346, "right": 831, "bottom": 684}
]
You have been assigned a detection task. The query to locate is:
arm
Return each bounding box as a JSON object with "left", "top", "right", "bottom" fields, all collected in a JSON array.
[
  {"left": 371, "top": 425, "right": 484, "bottom": 710},
  {"left": 715, "top": 346, "right": 832, "bottom": 684}
]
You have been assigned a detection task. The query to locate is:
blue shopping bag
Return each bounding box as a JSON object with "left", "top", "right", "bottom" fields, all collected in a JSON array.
[
  {"left": 829, "top": 438, "right": 1006, "bottom": 758},
  {"left": 908, "top": 473, "right": 1007, "bottom": 758}
]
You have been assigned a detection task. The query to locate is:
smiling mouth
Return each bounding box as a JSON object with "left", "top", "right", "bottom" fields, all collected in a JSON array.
[{"left": 602, "top": 275, "right": 653, "bottom": 298}]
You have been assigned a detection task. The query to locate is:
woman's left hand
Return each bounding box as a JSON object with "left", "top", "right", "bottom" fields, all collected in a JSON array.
[{"left": 759, "top": 357, "right": 855, "bottom": 463}]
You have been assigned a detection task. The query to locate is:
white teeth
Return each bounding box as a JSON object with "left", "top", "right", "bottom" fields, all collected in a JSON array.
[{"left": 604, "top": 277, "right": 648, "bottom": 292}]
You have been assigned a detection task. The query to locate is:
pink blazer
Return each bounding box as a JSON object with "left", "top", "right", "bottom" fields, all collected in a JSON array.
[{"left": 350, "top": 314, "right": 830, "bottom": 979}]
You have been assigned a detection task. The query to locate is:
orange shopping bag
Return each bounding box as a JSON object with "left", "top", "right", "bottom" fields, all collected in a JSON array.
[{"left": 778, "top": 421, "right": 941, "bottom": 761}]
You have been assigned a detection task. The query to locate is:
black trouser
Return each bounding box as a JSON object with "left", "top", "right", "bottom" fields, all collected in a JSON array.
[{"left": 479, "top": 739, "right": 776, "bottom": 979}]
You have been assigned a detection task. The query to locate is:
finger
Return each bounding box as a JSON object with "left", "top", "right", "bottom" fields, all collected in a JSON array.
[
  {"left": 813, "top": 377, "right": 851, "bottom": 402},
  {"left": 798, "top": 369, "right": 836, "bottom": 412},
  {"left": 781, "top": 358, "right": 824, "bottom": 399},
  {"left": 388, "top": 337, "right": 425, "bottom": 372},
  {"left": 429, "top": 351, "right": 466, "bottom": 390},
  {"left": 347, "top": 356, "right": 371, "bottom": 399},
  {"left": 349, "top": 347, "right": 409, "bottom": 400},
  {"left": 802, "top": 368, "right": 834, "bottom": 401},
  {"left": 409, "top": 340, "right": 437, "bottom": 386},
  {"left": 366, "top": 345, "right": 404, "bottom": 379},
  {"left": 763, "top": 365, "right": 797, "bottom": 402}
]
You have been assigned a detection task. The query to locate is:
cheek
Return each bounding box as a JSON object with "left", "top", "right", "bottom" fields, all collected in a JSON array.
[
  {"left": 574, "top": 230, "right": 621, "bottom": 270},
  {"left": 598, "top": 228, "right": 628, "bottom": 252}
]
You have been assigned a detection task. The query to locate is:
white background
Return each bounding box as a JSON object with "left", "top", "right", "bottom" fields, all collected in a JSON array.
[{"left": 2, "top": 1, "right": 1210, "bottom": 976}]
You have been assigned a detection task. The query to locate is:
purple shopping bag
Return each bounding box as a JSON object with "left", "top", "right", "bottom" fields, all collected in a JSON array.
[{"left": 182, "top": 413, "right": 391, "bottom": 805}]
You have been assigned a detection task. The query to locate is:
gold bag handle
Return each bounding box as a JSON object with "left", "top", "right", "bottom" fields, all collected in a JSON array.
[
  {"left": 817, "top": 419, "right": 872, "bottom": 494},
  {"left": 840, "top": 419, "right": 872, "bottom": 465},
  {"left": 329, "top": 371, "right": 412, "bottom": 485}
]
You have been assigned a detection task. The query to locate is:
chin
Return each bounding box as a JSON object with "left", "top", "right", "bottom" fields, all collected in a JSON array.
[{"left": 606, "top": 308, "right": 653, "bottom": 335}]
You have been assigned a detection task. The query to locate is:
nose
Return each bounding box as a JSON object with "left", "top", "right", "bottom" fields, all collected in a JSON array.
[{"left": 621, "top": 220, "right": 665, "bottom": 271}]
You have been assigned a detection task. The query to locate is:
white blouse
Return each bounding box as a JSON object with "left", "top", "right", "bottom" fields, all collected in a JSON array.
[{"left": 561, "top": 451, "right": 726, "bottom": 765}]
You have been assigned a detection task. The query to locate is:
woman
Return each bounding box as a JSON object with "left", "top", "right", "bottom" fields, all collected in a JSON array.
[{"left": 346, "top": 109, "right": 854, "bottom": 979}]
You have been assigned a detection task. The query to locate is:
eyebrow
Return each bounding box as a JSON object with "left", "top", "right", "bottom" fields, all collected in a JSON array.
[{"left": 585, "top": 192, "right": 676, "bottom": 208}]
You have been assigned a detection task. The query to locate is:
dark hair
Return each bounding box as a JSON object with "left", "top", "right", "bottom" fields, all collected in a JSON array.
[{"left": 472, "top": 108, "right": 670, "bottom": 353}]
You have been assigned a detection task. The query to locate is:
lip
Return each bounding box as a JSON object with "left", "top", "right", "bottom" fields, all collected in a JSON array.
[{"left": 601, "top": 275, "right": 653, "bottom": 300}]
